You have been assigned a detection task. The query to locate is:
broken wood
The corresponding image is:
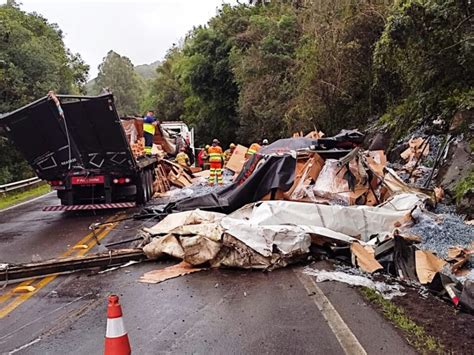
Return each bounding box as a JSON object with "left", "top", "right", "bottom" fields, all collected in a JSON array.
[{"left": 0, "top": 249, "right": 146, "bottom": 282}]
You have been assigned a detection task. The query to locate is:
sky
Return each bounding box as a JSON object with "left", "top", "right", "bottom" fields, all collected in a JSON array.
[{"left": 17, "top": 0, "right": 238, "bottom": 79}]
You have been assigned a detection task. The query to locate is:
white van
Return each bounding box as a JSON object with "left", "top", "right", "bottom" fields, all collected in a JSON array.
[{"left": 160, "top": 121, "right": 195, "bottom": 155}]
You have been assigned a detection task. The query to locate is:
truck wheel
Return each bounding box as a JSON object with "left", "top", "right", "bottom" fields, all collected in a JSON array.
[
  {"left": 146, "top": 170, "right": 154, "bottom": 200},
  {"left": 136, "top": 172, "right": 148, "bottom": 205}
]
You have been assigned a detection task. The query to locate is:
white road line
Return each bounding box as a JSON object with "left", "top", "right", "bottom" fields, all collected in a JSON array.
[
  {"left": 8, "top": 337, "right": 41, "bottom": 354},
  {"left": 0, "top": 192, "right": 55, "bottom": 213},
  {"left": 294, "top": 268, "right": 367, "bottom": 355}
]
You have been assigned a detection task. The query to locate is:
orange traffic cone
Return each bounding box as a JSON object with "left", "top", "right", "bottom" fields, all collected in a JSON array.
[{"left": 104, "top": 295, "right": 131, "bottom": 355}]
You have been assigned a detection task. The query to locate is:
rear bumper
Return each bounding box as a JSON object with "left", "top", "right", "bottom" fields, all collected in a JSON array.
[{"left": 43, "top": 202, "right": 136, "bottom": 211}]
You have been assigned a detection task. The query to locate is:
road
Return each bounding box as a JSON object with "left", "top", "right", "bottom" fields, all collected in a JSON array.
[{"left": 0, "top": 193, "right": 415, "bottom": 354}]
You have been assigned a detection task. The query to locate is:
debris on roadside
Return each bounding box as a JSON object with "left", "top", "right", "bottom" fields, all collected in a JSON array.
[
  {"left": 302, "top": 267, "right": 406, "bottom": 300},
  {"left": 139, "top": 261, "right": 205, "bottom": 284},
  {"left": 0, "top": 249, "right": 146, "bottom": 282},
  {"left": 130, "top": 128, "right": 473, "bottom": 313}
]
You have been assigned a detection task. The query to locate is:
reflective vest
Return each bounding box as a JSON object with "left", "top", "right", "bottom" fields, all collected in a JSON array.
[
  {"left": 208, "top": 146, "right": 223, "bottom": 163},
  {"left": 143, "top": 122, "right": 155, "bottom": 135},
  {"left": 247, "top": 143, "right": 261, "bottom": 155}
]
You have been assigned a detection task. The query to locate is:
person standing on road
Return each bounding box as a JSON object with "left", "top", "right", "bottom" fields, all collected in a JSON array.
[
  {"left": 208, "top": 139, "right": 224, "bottom": 186},
  {"left": 143, "top": 110, "right": 158, "bottom": 155}
]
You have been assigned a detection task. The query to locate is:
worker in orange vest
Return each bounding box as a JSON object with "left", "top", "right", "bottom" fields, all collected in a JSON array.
[
  {"left": 246, "top": 142, "right": 261, "bottom": 159},
  {"left": 208, "top": 139, "right": 224, "bottom": 186}
]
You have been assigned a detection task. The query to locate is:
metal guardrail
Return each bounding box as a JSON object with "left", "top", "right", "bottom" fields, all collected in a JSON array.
[{"left": 0, "top": 177, "right": 42, "bottom": 193}]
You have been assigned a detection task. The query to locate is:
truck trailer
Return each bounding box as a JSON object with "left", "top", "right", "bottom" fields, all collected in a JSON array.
[{"left": 0, "top": 93, "right": 157, "bottom": 211}]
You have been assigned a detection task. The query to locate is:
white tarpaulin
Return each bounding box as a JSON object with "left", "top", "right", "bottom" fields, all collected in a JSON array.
[
  {"left": 224, "top": 193, "right": 423, "bottom": 241},
  {"left": 144, "top": 210, "right": 225, "bottom": 235}
]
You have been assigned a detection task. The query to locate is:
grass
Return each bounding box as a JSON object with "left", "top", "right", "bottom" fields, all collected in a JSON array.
[
  {"left": 0, "top": 184, "right": 51, "bottom": 210},
  {"left": 360, "top": 287, "right": 444, "bottom": 354}
]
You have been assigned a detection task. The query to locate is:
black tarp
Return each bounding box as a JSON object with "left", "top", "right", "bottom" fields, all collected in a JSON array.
[
  {"left": 166, "top": 154, "right": 296, "bottom": 214},
  {"left": 163, "top": 131, "right": 365, "bottom": 214}
]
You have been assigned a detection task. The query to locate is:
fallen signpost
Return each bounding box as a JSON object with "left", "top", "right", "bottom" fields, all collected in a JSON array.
[{"left": 0, "top": 249, "right": 146, "bottom": 282}]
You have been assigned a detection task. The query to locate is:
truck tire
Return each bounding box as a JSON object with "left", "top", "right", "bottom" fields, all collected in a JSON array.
[
  {"left": 136, "top": 172, "right": 148, "bottom": 205},
  {"left": 146, "top": 169, "right": 153, "bottom": 201}
]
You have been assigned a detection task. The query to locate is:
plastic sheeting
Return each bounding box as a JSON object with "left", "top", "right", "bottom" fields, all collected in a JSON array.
[{"left": 303, "top": 267, "right": 406, "bottom": 299}]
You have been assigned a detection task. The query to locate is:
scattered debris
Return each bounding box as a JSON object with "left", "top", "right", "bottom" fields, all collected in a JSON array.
[
  {"left": 303, "top": 267, "right": 405, "bottom": 300},
  {"left": 139, "top": 261, "right": 205, "bottom": 284},
  {"left": 0, "top": 249, "right": 146, "bottom": 281}
]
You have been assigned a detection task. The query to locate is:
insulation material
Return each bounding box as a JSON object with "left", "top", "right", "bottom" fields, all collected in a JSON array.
[
  {"left": 139, "top": 261, "right": 204, "bottom": 284},
  {"left": 226, "top": 144, "right": 248, "bottom": 173}
]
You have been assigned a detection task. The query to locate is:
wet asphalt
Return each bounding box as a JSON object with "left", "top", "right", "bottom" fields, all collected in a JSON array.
[{"left": 0, "top": 193, "right": 415, "bottom": 354}]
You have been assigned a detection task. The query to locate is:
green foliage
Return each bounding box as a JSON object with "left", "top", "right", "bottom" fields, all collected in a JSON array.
[
  {"left": 147, "top": 1, "right": 390, "bottom": 145},
  {"left": 373, "top": 0, "right": 473, "bottom": 134},
  {"left": 94, "top": 50, "right": 144, "bottom": 116},
  {"left": 0, "top": 3, "right": 89, "bottom": 112},
  {"left": 0, "top": 183, "right": 50, "bottom": 210},
  {"left": 142, "top": 47, "right": 186, "bottom": 120},
  {"left": 0, "top": 3, "right": 89, "bottom": 184},
  {"left": 454, "top": 172, "right": 474, "bottom": 203}
]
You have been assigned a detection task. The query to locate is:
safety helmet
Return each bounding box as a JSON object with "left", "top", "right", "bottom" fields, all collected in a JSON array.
[
  {"left": 230, "top": 143, "right": 236, "bottom": 149},
  {"left": 262, "top": 139, "right": 269, "bottom": 145},
  {"left": 205, "top": 145, "right": 210, "bottom": 150},
  {"left": 212, "top": 138, "right": 220, "bottom": 144}
]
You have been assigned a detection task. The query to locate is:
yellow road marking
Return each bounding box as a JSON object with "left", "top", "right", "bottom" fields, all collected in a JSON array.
[
  {"left": 0, "top": 213, "right": 119, "bottom": 305},
  {"left": 0, "top": 212, "right": 124, "bottom": 318},
  {"left": 0, "top": 276, "right": 57, "bottom": 319}
]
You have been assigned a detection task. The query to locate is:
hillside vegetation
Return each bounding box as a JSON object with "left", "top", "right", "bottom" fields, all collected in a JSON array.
[
  {"left": 144, "top": 0, "right": 473, "bottom": 147},
  {"left": 0, "top": 0, "right": 472, "bottom": 184}
]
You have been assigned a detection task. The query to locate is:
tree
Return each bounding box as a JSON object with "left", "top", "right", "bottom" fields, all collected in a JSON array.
[
  {"left": 373, "top": 0, "right": 474, "bottom": 138},
  {"left": 0, "top": 3, "right": 89, "bottom": 183},
  {"left": 142, "top": 47, "right": 186, "bottom": 120},
  {"left": 94, "top": 50, "right": 143, "bottom": 115}
]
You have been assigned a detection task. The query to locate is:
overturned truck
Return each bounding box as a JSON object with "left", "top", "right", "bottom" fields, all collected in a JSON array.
[{"left": 0, "top": 93, "right": 158, "bottom": 210}]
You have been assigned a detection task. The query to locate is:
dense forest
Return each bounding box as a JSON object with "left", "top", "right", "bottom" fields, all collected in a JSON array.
[
  {"left": 0, "top": 0, "right": 472, "bottom": 183},
  {"left": 143, "top": 0, "right": 472, "bottom": 147}
]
